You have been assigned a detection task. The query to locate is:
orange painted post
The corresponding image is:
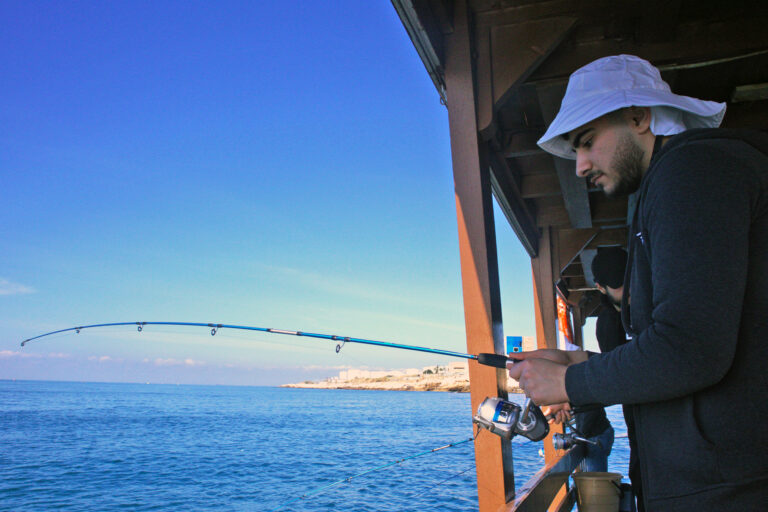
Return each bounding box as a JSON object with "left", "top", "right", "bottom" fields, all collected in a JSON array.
[
  {"left": 531, "top": 228, "right": 569, "bottom": 511},
  {"left": 443, "top": 0, "right": 515, "bottom": 510}
]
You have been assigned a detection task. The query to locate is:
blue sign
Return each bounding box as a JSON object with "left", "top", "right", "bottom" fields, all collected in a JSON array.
[{"left": 506, "top": 336, "right": 523, "bottom": 353}]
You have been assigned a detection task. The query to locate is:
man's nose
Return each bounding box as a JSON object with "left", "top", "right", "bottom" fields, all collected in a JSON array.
[{"left": 575, "top": 152, "right": 592, "bottom": 178}]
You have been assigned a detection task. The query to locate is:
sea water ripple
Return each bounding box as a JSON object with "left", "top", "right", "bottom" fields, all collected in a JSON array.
[{"left": 0, "top": 381, "right": 629, "bottom": 511}]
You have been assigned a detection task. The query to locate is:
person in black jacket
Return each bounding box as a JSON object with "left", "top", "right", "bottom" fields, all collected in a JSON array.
[
  {"left": 508, "top": 55, "right": 768, "bottom": 511},
  {"left": 591, "top": 247, "right": 643, "bottom": 511}
]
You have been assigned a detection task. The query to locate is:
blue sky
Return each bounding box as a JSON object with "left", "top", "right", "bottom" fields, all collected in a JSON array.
[{"left": 1, "top": 1, "right": 559, "bottom": 385}]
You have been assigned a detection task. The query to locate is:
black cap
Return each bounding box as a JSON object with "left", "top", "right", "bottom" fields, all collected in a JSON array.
[{"left": 591, "top": 247, "right": 627, "bottom": 289}]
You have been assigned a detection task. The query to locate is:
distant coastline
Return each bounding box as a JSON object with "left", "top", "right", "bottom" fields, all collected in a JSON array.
[
  {"left": 282, "top": 362, "right": 522, "bottom": 393},
  {"left": 282, "top": 373, "right": 471, "bottom": 392}
]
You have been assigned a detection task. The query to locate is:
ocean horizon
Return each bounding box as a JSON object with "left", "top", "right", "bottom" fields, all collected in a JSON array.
[{"left": 0, "top": 380, "right": 630, "bottom": 511}]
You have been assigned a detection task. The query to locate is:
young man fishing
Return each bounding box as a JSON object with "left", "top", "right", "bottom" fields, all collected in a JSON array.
[{"left": 507, "top": 55, "right": 768, "bottom": 510}]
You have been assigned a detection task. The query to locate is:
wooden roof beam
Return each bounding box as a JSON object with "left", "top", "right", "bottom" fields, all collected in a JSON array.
[
  {"left": 515, "top": 153, "right": 556, "bottom": 176},
  {"left": 534, "top": 197, "right": 570, "bottom": 228},
  {"left": 529, "top": 16, "right": 768, "bottom": 84},
  {"left": 503, "top": 131, "right": 545, "bottom": 158},
  {"left": 520, "top": 173, "right": 561, "bottom": 199},
  {"left": 474, "top": 0, "right": 604, "bottom": 25},
  {"left": 489, "top": 17, "right": 577, "bottom": 109},
  {"left": 557, "top": 228, "right": 600, "bottom": 275},
  {"left": 392, "top": 0, "right": 447, "bottom": 102},
  {"left": 475, "top": 14, "right": 576, "bottom": 134}
]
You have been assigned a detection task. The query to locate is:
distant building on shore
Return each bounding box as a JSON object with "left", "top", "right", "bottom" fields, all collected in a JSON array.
[
  {"left": 337, "top": 361, "right": 468, "bottom": 382},
  {"left": 507, "top": 335, "right": 536, "bottom": 354}
]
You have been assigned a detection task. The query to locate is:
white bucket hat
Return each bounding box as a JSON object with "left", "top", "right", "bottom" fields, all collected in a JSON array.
[{"left": 537, "top": 54, "right": 726, "bottom": 160}]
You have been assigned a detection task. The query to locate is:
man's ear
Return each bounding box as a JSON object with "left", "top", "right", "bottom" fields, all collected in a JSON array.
[{"left": 626, "top": 106, "right": 652, "bottom": 134}]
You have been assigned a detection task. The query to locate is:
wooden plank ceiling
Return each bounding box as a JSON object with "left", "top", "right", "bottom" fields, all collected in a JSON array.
[{"left": 399, "top": 0, "right": 768, "bottom": 312}]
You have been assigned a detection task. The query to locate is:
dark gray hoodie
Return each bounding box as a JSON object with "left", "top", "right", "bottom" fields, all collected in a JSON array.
[{"left": 566, "top": 128, "right": 768, "bottom": 511}]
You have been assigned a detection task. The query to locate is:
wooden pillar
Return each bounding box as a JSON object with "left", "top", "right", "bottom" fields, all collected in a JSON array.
[
  {"left": 531, "top": 227, "right": 563, "bottom": 463},
  {"left": 531, "top": 226, "right": 569, "bottom": 510},
  {"left": 532, "top": 228, "right": 565, "bottom": 464},
  {"left": 571, "top": 306, "right": 585, "bottom": 349},
  {"left": 444, "top": 1, "right": 515, "bottom": 509},
  {"left": 532, "top": 227, "right": 558, "bottom": 352}
]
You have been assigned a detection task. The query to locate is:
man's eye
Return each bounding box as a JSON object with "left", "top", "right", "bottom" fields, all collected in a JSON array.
[{"left": 583, "top": 139, "right": 592, "bottom": 149}]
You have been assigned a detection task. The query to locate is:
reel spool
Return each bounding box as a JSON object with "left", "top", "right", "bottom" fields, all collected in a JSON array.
[{"left": 472, "top": 397, "right": 550, "bottom": 442}]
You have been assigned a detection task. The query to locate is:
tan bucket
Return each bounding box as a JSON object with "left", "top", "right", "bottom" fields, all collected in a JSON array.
[{"left": 572, "top": 472, "right": 623, "bottom": 512}]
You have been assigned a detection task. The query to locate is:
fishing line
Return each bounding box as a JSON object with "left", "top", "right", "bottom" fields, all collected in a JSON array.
[
  {"left": 268, "top": 433, "right": 477, "bottom": 512},
  {"left": 20, "top": 321, "right": 513, "bottom": 367},
  {"left": 405, "top": 464, "right": 476, "bottom": 501}
]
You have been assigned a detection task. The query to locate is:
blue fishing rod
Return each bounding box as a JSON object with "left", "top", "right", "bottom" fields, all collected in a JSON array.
[
  {"left": 21, "top": 322, "right": 558, "bottom": 445},
  {"left": 20, "top": 321, "right": 512, "bottom": 368}
]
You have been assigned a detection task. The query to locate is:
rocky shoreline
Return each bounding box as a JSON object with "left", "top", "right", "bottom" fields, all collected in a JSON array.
[
  {"left": 282, "top": 374, "right": 522, "bottom": 393},
  {"left": 281, "top": 372, "right": 467, "bottom": 392}
]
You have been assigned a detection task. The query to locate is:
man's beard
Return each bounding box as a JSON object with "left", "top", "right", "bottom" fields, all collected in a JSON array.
[{"left": 604, "top": 132, "right": 645, "bottom": 197}]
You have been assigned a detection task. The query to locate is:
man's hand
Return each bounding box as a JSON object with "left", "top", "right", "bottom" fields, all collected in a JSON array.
[
  {"left": 507, "top": 358, "right": 569, "bottom": 405},
  {"left": 542, "top": 403, "right": 572, "bottom": 424},
  {"left": 507, "top": 348, "right": 588, "bottom": 366}
]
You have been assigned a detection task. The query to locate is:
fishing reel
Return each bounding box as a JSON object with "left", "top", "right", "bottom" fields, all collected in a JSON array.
[
  {"left": 472, "top": 397, "right": 549, "bottom": 442},
  {"left": 552, "top": 432, "right": 599, "bottom": 450}
]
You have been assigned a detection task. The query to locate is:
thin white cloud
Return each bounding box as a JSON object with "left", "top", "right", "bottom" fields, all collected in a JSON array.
[
  {"left": 0, "top": 278, "right": 35, "bottom": 296},
  {"left": 88, "top": 355, "right": 116, "bottom": 363},
  {"left": 149, "top": 357, "right": 205, "bottom": 367},
  {"left": 0, "top": 350, "right": 70, "bottom": 359}
]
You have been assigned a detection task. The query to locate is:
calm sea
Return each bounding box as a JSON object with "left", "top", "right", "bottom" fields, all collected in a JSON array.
[{"left": 0, "top": 381, "right": 629, "bottom": 511}]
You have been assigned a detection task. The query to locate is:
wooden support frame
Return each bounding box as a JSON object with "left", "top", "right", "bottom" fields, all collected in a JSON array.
[
  {"left": 529, "top": 226, "right": 571, "bottom": 509},
  {"left": 444, "top": 1, "right": 514, "bottom": 509},
  {"left": 501, "top": 444, "right": 584, "bottom": 512},
  {"left": 532, "top": 227, "right": 558, "bottom": 352}
]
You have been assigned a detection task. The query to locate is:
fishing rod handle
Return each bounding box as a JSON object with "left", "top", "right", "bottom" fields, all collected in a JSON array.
[{"left": 476, "top": 353, "right": 516, "bottom": 369}]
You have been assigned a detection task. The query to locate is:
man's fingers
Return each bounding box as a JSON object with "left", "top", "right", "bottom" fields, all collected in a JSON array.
[
  {"left": 506, "top": 352, "right": 531, "bottom": 363},
  {"left": 507, "top": 359, "right": 524, "bottom": 380},
  {"left": 507, "top": 358, "right": 570, "bottom": 406}
]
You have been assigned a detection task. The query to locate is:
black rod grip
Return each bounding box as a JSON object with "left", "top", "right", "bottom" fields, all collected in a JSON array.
[{"left": 476, "top": 353, "right": 514, "bottom": 369}]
